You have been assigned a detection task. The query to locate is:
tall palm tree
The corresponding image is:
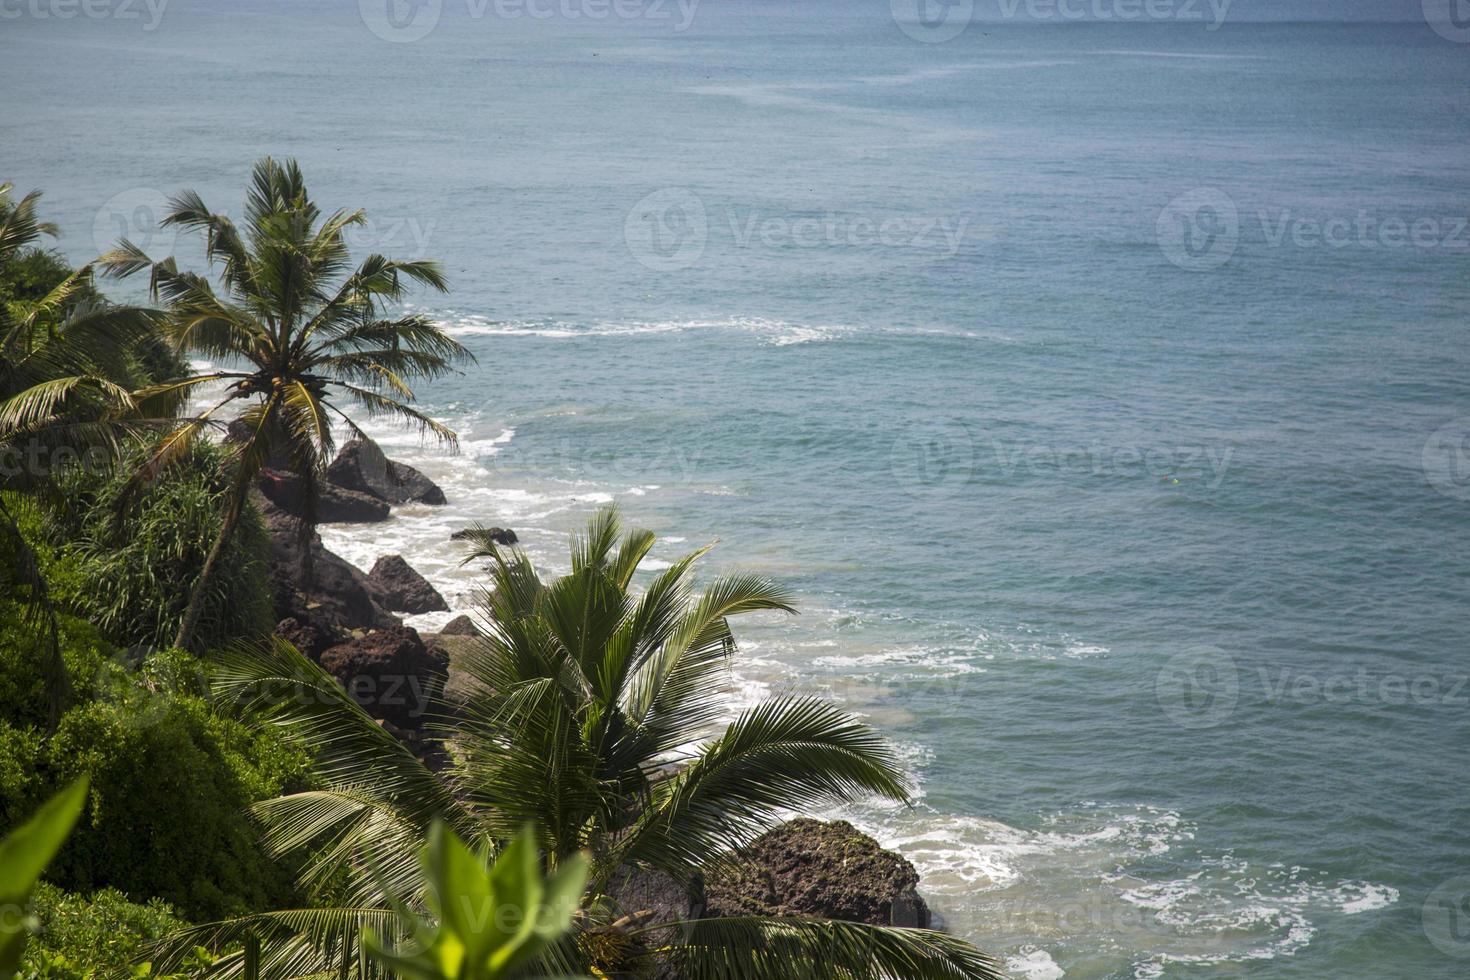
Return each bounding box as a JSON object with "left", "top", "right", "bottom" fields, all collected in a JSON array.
[
  {"left": 98, "top": 158, "right": 472, "bottom": 651},
  {"left": 0, "top": 182, "right": 165, "bottom": 725},
  {"left": 156, "top": 509, "right": 1005, "bottom": 980}
]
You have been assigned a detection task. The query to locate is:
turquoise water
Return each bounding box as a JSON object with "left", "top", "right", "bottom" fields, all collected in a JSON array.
[{"left": 5, "top": 2, "right": 1469, "bottom": 975}]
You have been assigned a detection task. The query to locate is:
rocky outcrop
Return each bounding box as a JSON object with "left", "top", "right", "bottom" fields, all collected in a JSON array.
[
  {"left": 318, "top": 626, "right": 448, "bottom": 730},
  {"left": 366, "top": 554, "right": 449, "bottom": 614},
  {"left": 703, "top": 819, "right": 929, "bottom": 928},
  {"left": 273, "top": 614, "right": 345, "bottom": 661},
  {"left": 257, "top": 468, "right": 390, "bottom": 523},
  {"left": 262, "top": 499, "right": 399, "bottom": 632},
  {"left": 450, "top": 526, "right": 518, "bottom": 545},
  {"left": 438, "top": 614, "right": 481, "bottom": 636},
  {"left": 327, "top": 439, "right": 446, "bottom": 506}
]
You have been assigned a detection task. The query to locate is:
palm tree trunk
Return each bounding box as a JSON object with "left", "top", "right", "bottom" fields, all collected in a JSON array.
[{"left": 172, "top": 491, "right": 245, "bottom": 651}]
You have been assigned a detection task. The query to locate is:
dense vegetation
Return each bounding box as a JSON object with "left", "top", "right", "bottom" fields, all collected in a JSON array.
[{"left": 0, "top": 166, "right": 1005, "bottom": 980}]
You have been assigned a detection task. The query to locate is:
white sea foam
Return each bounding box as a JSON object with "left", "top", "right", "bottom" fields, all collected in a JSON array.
[
  {"left": 433, "top": 314, "right": 846, "bottom": 347},
  {"left": 1007, "top": 948, "right": 1065, "bottom": 980}
]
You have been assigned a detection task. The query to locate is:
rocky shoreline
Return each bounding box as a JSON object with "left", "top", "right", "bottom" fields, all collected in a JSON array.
[{"left": 260, "top": 441, "right": 933, "bottom": 932}]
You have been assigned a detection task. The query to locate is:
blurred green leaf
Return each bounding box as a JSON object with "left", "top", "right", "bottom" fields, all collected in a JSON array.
[{"left": 0, "top": 778, "right": 89, "bottom": 978}]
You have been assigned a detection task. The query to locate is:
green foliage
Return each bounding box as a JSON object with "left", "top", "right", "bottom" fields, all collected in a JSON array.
[
  {"left": 32, "top": 441, "right": 275, "bottom": 653},
  {"left": 365, "top": 824, "right": 589, "bottom": 980},
  {"left": 0, "top": 779, "right": 88, "bottom": 979},
  {"left": 16, "top": 883, "right": 205, "bottom": 980},
  {"left": 0, "top": 617, "right": 314, "bottom": 923},
  {"left": 0, "top": 604, "right": 111, "bottom": 731}
]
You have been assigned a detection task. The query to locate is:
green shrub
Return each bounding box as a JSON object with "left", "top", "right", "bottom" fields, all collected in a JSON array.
[
  {"left": 0, "top": 604, "right": 113, "bottom": 730},
  {"left": 38, "top": 441, "right": 275, "bottom": 653},
  {"left": 18, "top": 882, "right": 204, "bottom": 979},
  {"left": 0, "top": 616, "right": 314, "bottom": 921}
]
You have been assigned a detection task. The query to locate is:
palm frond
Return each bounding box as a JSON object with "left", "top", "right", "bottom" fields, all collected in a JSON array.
[
  {"left": 623, "top": 697, "right": 909, "bottom": 875},
  {"left": 643, "top": 916, "right": 1008, "bottom": 980}
]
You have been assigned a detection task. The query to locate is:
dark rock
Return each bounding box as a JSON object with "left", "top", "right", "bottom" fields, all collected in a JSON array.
[
  {"left": 421, "top": 633, "right": 489, "bottom": 713},
  {"left": 274, "top": 614, "right": 344, "bottom": 661},
  {"left": 262, "top": 497, "right": 399, "bottom": 632},
  {"left": 439, "top": 614, "right": 481, "bottom": 636},
  {"left": 257, "top": 468, "right": 390, "bottom": 524},
  {"left": 328, "top": 439, "right": 446, "bottom": 506},
  {"left": 450, "top": 526, "right": 518, "bottom": 545},
  {"left": 604, "top": 865, "right": 705, "bottom": 949},
  {"left": 703, "top": 819, "right": 929, "bottom": 928},
  {"left": 318, "top": 626, "right": 447, "bottom": 730},
  {"left": 366, "top": 554, "right": 449, "bottom": 614}
]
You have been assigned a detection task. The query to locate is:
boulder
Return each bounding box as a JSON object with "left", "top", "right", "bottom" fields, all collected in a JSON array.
[
  {"left": 439, "top": 614, "right": 481, "bottom": 636},
  {"left": 703, "top": 819, "right": 930, "bottom": 928},
  {"left": 273, "top": 614, "right": 344, "bottom": 661},
  {"left": 450, "top": 526, "right": 518, "bottom": 545},
  {"left": 262, "top": 498, "right": 399, "bottom": 632},
  {"left": 366, "top": 554, "right": 449, "bottom": 614},
  {"left": 604, "top": 865, "right": 705, "bottom": 948},
  {"left": 257, "top": 468, "right": 390, "bottom": 524},
  {"left": 420, "top": 633, "right": 488, "bottom": 712},
  {"left": 328, "top": 439, "right": 446, "bottom": 506},
  {"left": 318, "top": 626, "right": 448, "bottom": 730}
]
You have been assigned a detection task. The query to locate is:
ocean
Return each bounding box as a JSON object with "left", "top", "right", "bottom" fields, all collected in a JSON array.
[{"left": 4, "top": 1, "right": 1468, "bottom": 976}]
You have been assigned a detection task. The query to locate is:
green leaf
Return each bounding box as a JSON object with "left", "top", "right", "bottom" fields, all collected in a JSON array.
[
  {"left": 365, "top": 822, "right": 590, "bottom": 980},
  {"left": 0, "top": 777, "right": 90, "bottom": 977}
]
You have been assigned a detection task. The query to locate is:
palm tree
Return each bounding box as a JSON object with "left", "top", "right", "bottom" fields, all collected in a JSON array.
[
  {"left": 157, "top": 509, "right": 1006, "bottom": 980},
  {"left": 0, "top": 182, "right": 166, "bottom": 725},
  {"left": 98, "top": 157, "right": 472, "bottom": 652}
]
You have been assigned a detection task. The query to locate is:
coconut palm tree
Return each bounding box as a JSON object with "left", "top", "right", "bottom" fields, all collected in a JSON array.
[
  {"left": 98, "top": 157, "right": 472, "bottom": 652},
  {"left": 157, "top": 509, "right": 1006, "bottom": 979},
  {"left": 0, "top": 182, "right": 166, "bottom": 725}
]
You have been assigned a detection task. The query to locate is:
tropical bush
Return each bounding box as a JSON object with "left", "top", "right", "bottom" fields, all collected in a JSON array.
[
  {"left": 155, "top": 509, "right": 1005, "bottom": 980},
  {"left": 18, "top": 883, "right": 195, "bottom": 979},
  {"left": 0, "top": 614, "right": 314, "bottom": 922},
  {"left": 38, "top": 441, "right": 275, "bottom": 653}
]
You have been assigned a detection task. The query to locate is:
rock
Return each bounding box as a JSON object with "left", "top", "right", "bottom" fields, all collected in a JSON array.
[
  {"left": 257, "top": 468, "right": 390, "bottom": 523},
  {"left": 262, "top": 498, "right": 399, "bottom": 632},
  {"left": 318, "top": 626, "right": 448, "bottom": 730},
  {"left": 273, "top": 614, "right": 344, "bottom": 661},
  {"left": 703, "top": 819, "right": 930, "bottom": 928},
  {"left": 604, "top": 865, "right": 705, "bottom": 948},
  {"left": 450, "top": 526, "right": 518, "bottom": 545},
  {"left": 327, "top": 439, "right": 446, "bottom": 506},
  {"left": 366, "top": 554, "right": 449, "bottom": 614},
  {"left": 417, "top": 633, "right": 488, "bottom": 713},
  {"left": 439, "top": 614, "right": 481, "bottom": 636}
]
